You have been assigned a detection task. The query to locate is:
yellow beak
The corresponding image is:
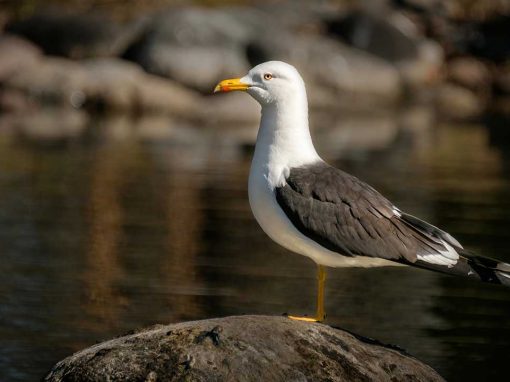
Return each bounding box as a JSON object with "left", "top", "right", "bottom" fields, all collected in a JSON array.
[{"left": 213, "top": 78, "right": 250, "bottom": 93}]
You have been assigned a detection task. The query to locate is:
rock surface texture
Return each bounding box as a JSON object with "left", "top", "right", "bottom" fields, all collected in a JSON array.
[{"left": 44, "top": 315, "right": 445, "bottom": 382}]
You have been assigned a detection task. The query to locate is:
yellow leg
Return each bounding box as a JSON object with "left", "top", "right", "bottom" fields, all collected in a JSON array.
[
  {"left": 288, "top": 265, "right": 326, "bottom": 322},
  {"left": 316, "top": 264, "right": 326, "bottom": 320}
]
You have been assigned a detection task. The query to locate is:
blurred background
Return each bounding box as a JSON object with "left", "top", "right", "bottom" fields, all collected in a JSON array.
[{"left": 0, "top": 0, "right": 509, "bottom": 381}]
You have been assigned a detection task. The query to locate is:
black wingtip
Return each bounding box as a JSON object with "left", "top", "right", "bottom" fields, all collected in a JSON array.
[{"left": 413, "top": 252, "right": 510, "bottom": 287}]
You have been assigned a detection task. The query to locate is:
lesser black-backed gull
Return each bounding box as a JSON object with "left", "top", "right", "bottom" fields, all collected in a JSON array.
[{"left": 214, "top": 61, "right": 510, "bottom": 322}]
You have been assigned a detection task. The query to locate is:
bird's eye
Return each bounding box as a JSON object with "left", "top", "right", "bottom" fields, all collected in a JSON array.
[{"left": 263, "top": 73, "right": 273, "bottom": 80}]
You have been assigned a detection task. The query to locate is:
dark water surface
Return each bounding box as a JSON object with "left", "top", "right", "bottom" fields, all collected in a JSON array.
[{"left": 1, "top": 112, "right": 510, "bottom": 381}]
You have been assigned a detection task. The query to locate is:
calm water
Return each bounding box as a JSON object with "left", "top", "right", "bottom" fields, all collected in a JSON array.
[{"left": 0, "top": 110, "right": 510, "bottom": 381}]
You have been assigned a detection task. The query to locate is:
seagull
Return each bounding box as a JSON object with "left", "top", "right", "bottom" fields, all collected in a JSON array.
[{"left": 214, "top": 61, "right": 510, "bottom": 322}]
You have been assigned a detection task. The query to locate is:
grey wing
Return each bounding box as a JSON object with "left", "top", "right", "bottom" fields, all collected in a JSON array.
[{"left": 274, "top": 163, "right": 462, "bottom": 264}]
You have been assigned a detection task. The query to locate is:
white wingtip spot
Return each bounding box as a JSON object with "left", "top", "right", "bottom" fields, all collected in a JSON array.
[
  {"left": 392, "top": 207, "right": 402, "bottom": 217},
  {"left": 497, "top": 271, "right": 510, "bottom": 280},
  {"left": 417, "top": 240, "right": 459, "bottom": 268}
]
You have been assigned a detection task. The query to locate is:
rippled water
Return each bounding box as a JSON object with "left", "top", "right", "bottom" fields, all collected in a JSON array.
[{"left": 0, "top": 110, "right": 509, "bottom": 381}]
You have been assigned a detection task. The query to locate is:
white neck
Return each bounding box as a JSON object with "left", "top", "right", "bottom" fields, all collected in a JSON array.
[{"left": 250, "top": 94, "right": 321, "bottom": 189}]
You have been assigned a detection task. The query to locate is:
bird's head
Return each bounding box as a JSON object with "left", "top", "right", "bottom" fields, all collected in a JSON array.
[{"left": 214, "top": 61, "right": 306, "bottom": 106}]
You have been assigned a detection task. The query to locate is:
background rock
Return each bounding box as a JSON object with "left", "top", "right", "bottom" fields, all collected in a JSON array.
[
  {"left": 44, "top": 315, "right": 445, "bottom": 382},
  {"left": 397, "top": 40, "right": 443, "bottom": 89},
  {"left": 249, "top": 29, "right": 402, "bottom": 110},
  {"left": 201, "top": 92, "right": 261, "bottom": 126},
  {"left": 0, "top": 108, "right": 89, "bottom": 142},
  {"left": 0, "top": 34, "right": 42, "bottom": 79},
  {"left": 6, "top": 9, "right": 143, "bottom": 58},
  {"left": 447, "top": 56, "right": 492, "bottom": 90},
  {"left": 326, "top": 9, "right": 444, "bottom": 89},
  {"left": 327, "top": 10, "right": 420, "bottom": 63},
  {"left": 82, "top": 58, "right": 201, "bottom": 116},
  {"left": 1, "top": 1, "right": 508, "bottom": 121},
  {"left": 124, "top": 7, "right": 252, "bottom": 93},
  {"left": 436, "top": 83, "right": 484, "bottom": 120},
  {"left": 0, "top": 46, "right": 201, "bottom": 117},
  {"left": 124, "top": 6, "right": 403, "bottom": 109}
]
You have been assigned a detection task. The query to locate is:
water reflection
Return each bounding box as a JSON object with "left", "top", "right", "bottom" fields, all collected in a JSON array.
[
  {"left": 0, "top": 112, "right": 509, "bottom": 381},
  {"left": 81, "top": 140, "right": 130, "bottom": 332}
]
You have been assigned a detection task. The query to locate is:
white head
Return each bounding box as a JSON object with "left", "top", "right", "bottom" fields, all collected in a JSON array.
[
  {"left": 214, "top": 61, "right": 307, "bottom": 107},
  {"left": 214, "top": 61, "right": 319, "bottom": 172},
  {"left": 215, "top": 61, "right": 319, "bottom": 183}
]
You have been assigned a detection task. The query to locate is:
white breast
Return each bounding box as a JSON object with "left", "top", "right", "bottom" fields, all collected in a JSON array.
[
  {"left": 247, "top": 99, "right": 403, "bottom": 268},
  {"left": 247, "top": 156, "right": 403, "bottom": 268}
]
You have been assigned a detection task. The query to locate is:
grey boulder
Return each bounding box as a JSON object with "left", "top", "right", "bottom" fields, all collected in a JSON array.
[
  {"left": 124, "top": 7, "right": 251, "bottom": 93},
  {"left": 44, "top": 315, "right": 445, "bottom": 382},
  {"left": 6, "top": 9, "right": 143, "bottom": 58}
]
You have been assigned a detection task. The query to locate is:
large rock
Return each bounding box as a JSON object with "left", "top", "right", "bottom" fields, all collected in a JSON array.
[
  {"left": 82, "top": 58, "right": 200, "bottom": 116},
  {"left": 6, "top": 9, "right": 143, "bottom": 58},
  {"left": 326, "top": 9, "right": 444, "bottom": 89},
  {"left": 436, "top": 83, "right": 484, "bottom": 120},
  {"left": 447, "top": 57, "right": 491, "bottom": 90},
  {"left": 200, "top": 92, "right": 260, "bottom": 126},
  {"left": 0, "top": 108, "right": 89, "bottom": 142},
  {"left": 249, "top": 30, "right": 402, "bottom": 110},
  {"left": 312, "top": 113, "right": 399, "bottom": 157},
  {"left": 0, "top": 37, "right": 201, "bottom": 117},
  {"left": 0, "top": 34, "right": 42, "bottom": 79},
  {"left": 327, "top": 10, "right": 420, "bottom": 63},
  {"left": 0, "top": 36, "right": 257, "bottom": 123},
  {"left": 255, "top": 1, "right": 343, "bottom": 30},
  {"left": 0, "top": 35, "right": 44, "bottom": 112},
  {"left": 124, "top": 7, "right": 251, "bottom": 93},
  {"left": 125, "top": 6, "right": 403, "bottom": 109},
  {"left": 44, "top": 315, "right": 445, "bottom": 382},
  {"left": 224, "top": 6, "right": 404, "bottom": 109}
]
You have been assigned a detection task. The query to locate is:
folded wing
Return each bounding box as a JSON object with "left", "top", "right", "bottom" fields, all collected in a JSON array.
[{"left": 274, "top": 162, "right": 460, "bottom": 265}]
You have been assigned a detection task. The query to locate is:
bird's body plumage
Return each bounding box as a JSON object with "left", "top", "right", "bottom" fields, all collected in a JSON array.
[
  {"left": 274, "top": 162, "right": 457, "bottom": 264},
  {"left": 275, "top": 162, "right": 510, "bottom": 285},
  {"left": 216, "top": 60, "right": 510, "bottom": 299}
]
